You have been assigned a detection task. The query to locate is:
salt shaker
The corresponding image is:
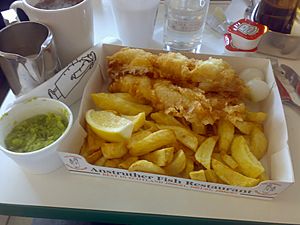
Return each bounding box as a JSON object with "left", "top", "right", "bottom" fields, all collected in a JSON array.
[{"left": 163, "top": 0, "right": 210, "bottom": 52}]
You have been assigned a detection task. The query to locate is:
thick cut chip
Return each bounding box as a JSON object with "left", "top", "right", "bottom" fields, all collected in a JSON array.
[
  {"left": 212, "top": 153, "right": 224, "bottom": 163},
  {"left": 94, "top": 156, "right": 107, "bottom": 166},
  {"left": 86, "top": 125, "right": 105, "bottom": 153},
  {"left": 195, "top": 136, "right": 218, "bottom": 169},
  {"left": 142, "top": 147, "right": 174, "bottom": 166},
  {"left": 180, "top": 157, "right": 195, "bottom": 178},
  {"left": 250, "top": 127, "right": 268, "bottom": 160},
  {"left": 150, "top": 112, "right": 184, "bottom": 127},
  {"left": 212, "top": 159, "right": 260, "bottom": 187},
  {"left": 129, "top": 129, "right": 176, "bottom": 156},
  {"left": 104, "top": 158, "right": 123, "bottom": 168},
  {"left": 143, "top": 120, "right": 159, "bottom": 132},
  {"left": 128, "top": 160, "right": 166, "bottom": 175},
  {"left": 80, "top": 141, "right": 102, "bottom": 164},
  {"left": 123, "top": 112, "right": 146, "bottom": 132},
  {"left": 164, "top": 149, "right": 186, "bottom": 176},
  {"left": 91, "top": 93, "right": 153, "bottom": 116},
  {"left": 232, "top": 120, "right": 255, "bottom": 135},
  {"left": 221, "top": 153, "right": 238, "bottom": 170},
  {"left": 79, "top": 141, "right": 90, "bottom": 158},
  {"left": 101, "top": 142, "right": 128, "bottom": 159},
  {"left": 191, "top": 121, "right": 206, "bottom": 135},
  {"left": 231, "top": 136, "right": 264, "bottom": 178},
  {"left": 85, "top": 110, "right": 133, "bottom": 142},
  {"left": 113, "top": 92, "right": 146, "bottom": 104},
  {"left": 217, "top": 119, "right": 235, "bottom": 153},
  {"left": 204, "top": 169, "right": 218, "bottom": 183},
  {"left": 85, "top": 150, "right": 102, "bottom": 164},
  {"left": 246, "top": 111, "right": 267, "bottom": 123},
  {"left": 118, "top": 156, "right": 139, "bottom": 169},
  {"left": 157, "top": 125, "right": 198, "bottom": 151},
  {"left": 196, "top": 134, "right": 206, "bottom": 146},
  {"left": 127, "top": 130, "right": 152, "bottom": 149},
  {"left": 243, "top": 135, "right": 251, "bottom": 146},
  {"left": 176, "top": 142, "right": 195, "bottom": 156},
  {"left": 189, "top": 170, "right": 207, "bottom": 182},
  {"left": 258, "top": 171, "right": 269, "bottom": 182}
]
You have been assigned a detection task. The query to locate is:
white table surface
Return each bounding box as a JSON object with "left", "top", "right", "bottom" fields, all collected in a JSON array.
[{"left": 1, "top": 1, "right": 300, "bottom": 224}]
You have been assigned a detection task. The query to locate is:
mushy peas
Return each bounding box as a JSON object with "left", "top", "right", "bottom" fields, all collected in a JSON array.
[{"left": 5, "top": 113, "right": 68, "bottom": 153}]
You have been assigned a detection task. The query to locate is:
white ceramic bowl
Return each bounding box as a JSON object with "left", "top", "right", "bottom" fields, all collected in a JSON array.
[{"left": 0, "top": 97, "right": 73, "bottom": 174}]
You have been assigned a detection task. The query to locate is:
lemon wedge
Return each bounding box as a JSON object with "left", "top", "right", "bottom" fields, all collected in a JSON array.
[
  {"left": 85, "top": 110, "right": 134, "bottom": 142},
  {"left": 123, "top": 112, "right": 146, "bottom": 132}
]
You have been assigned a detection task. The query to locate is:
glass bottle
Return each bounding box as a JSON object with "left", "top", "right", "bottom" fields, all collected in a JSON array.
[{"left": 254, "top": 0, "right": 299, "bottom": 34}]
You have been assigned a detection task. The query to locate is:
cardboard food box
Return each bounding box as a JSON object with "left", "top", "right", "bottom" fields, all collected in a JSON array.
[{"left": 59, "top": 44, "right": 294, "bottom": 200}]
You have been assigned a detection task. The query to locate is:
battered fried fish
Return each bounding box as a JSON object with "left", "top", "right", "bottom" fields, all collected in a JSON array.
[
  {"left": 108, "top": 48, "right": 157, "bottom": 79},
  {"left": 107, "top": 48, "right": 248, "bottom": 99},
  {"left": 109, "top": 75, "right": 246, "bottom": 125}
]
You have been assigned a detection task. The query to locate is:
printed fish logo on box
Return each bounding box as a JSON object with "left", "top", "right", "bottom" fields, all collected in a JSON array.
[
  {"left": 48, "top": 51, "right": 96, "bottom": 100},
  {"left": 64, "top": 155, "right": 88, "bottom": 171}
]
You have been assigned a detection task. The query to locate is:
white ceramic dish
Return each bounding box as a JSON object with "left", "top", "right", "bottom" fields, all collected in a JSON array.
[{"left": 0, "top": 97, "right": 73, "bottom": 174}]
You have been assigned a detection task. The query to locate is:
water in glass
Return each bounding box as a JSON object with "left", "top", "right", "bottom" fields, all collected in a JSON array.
[{"left": 163, "top": 0, "right": 210, "bottom": 52}]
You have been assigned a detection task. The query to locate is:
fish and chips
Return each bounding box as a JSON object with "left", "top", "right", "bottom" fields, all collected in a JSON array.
[{"left": 79, "top": 48, "right": 269, "bottom": 187}]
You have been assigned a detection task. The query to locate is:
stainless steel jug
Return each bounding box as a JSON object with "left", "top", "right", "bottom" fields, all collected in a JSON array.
[{"left": 0, "top": 9, "right": 61, "bottom": 96}]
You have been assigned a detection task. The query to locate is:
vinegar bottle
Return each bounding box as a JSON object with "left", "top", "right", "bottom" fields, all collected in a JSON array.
[{"left": 254, "top": 0, "right": 299, "bottom": 34}]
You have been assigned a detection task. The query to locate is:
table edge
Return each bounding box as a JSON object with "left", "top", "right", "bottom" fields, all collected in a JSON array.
[{"left": 0, "top": 203, "right": 283, "bottom": 225}]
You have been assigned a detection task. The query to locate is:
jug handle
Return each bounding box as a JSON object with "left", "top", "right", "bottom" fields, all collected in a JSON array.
[{"left": 9, "top": 1, "right": 26, "bottom": 16}]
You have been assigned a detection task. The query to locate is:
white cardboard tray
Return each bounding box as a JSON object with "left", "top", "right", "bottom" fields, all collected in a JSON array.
[{"left": 54, "top": 44, "right": 294, "bottom": 200}]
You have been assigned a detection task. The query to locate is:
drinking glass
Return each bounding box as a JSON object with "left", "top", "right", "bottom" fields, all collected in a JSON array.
[
  {"left": 163, "top": 0, "right": 210, "bottom": 52},
  {"left": 110, "top": 0, "right": 160, "bottom": 48}
]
